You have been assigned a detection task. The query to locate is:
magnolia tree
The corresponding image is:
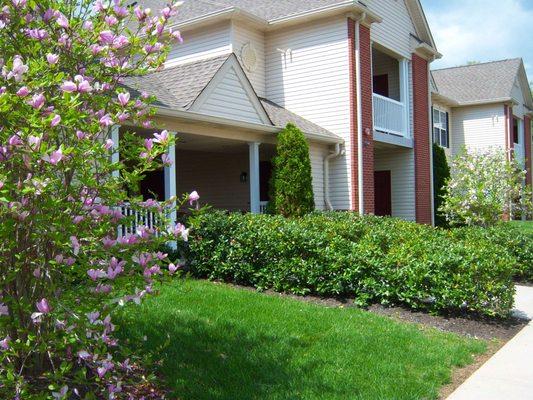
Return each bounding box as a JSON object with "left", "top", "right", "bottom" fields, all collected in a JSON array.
[
  {"left": 0, "top": 0, "right": 195, "bottom": 398},
  {"left": 440, "top": 147, "right": 533, "bottom": 226}
]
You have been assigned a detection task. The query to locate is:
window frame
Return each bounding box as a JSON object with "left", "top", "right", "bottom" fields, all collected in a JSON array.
[{"left": 432, "top": 107, "right": 449, "bottom": 148}]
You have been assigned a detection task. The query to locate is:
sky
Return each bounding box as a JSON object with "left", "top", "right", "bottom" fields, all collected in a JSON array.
[{"left": 420, "top": 0, "right": 533, "bottom": 81}]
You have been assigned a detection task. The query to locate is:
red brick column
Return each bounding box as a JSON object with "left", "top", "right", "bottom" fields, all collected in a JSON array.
[
  {"left": 411, "top": 53, "right": 432, "bottom": 225},
  {"left": 348, "top": 19, "right": 374, "bottom": 214},
  {"left": 525, "top": 116, "right": 532, "bottom": 188}
]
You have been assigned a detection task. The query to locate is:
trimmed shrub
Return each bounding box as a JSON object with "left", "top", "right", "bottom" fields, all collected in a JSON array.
[
  {"left": 433, "top": 144, "right": 450, "bottom": 227},
  {"left": 187, "top": 211, "right": 516, "bottom": 317},
  {"left": 268, "top": 124, "right": 315, "bottom": 217}
]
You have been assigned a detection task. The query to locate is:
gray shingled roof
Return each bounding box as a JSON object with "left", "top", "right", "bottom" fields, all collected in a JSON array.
[
  {"left": 132, "top": 0, "right": 350, "bottom": 23},
  {"left": 123, "top": 54, "right": 229, "bottom": 109},
  {"left": 431, "top": 59, "right": 522, "bottom": 105},
  {"left": 260, "top": 98, "right": 340, "bottom": 140},
  {"left": 124, "top": 54, "right": 340, "bottom": 141}
]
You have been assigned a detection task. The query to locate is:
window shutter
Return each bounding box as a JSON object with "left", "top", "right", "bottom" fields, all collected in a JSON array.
[{"left": 445, "top": 112, "right": 450, "bottom": 148}]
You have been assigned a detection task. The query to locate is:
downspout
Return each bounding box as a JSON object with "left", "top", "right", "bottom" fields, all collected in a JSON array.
[
  {"left": 354, "top": 13, "right": 366, "bottom": 215},
  {"left": 324, "top": 143, "right": 344, "bottom": 210}
]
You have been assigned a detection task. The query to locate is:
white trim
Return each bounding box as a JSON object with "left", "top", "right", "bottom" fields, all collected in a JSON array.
[
  {"left": 190, "top": 55, "right": 271, "bottom": 125},
  {"left": 355, "top": 19, "right": 364, "bottom": 215},
  {"left": 400, "top": 58, "right": 411, "bottom": 138},
  {"left": 248, "top": 142, "right": 261, "bottom": 213},
  {"left": 164, "top": 132, "right": 177, "bottom": 249},
  {"left": 111, "top": 125, "right": 120, "bottom": 179},
  {"left": 427, "top": 61, "right": 435, "bottom": 226}
]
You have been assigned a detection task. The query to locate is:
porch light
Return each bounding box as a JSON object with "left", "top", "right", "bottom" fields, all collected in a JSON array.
[{"left": 240, "top": 172, "right": 248, "bottom": 183}]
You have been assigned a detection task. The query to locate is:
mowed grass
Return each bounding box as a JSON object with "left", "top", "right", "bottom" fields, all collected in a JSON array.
[
  {"left": 118, "top": 279, "right": 486, "bottom": 400},
  {"left": 510, "top": 220, "right": 533, "bottom": 234}
]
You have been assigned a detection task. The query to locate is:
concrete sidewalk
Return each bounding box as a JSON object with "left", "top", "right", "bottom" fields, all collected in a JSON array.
[{"left": 446, "top": 285, "right": 533, "bottom": 400}]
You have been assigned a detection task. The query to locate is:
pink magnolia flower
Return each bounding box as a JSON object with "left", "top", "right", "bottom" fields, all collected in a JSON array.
[
  {"left": 8, "top": 134, "right": 23, "bottom": 147},
  {"left": 99, "top": 114, "right": 113, "bottom": 127},
  {"left": 36, "top": 298, "right": 51, "bottom": 314},
  {"left": 28, "top": 93, "right": 45, "bottom": 109},
  {"left": 60, "top": 80, "right": 77, "bottom": 93},
  {"left": 99, "top": 30, "right": 115, "bottom": 45},
  {"left": 0, "top": 336, "right": 10, "bottom": 350},
  {"left": 82, "top": 20, "right": 93, "bottom": 31},
  {"left": 43, "top": 9, "right": 55, "bottom": 22},
  {"left": 168, "top": 263, "right": 179, "bottom": 275},
  {"left": 102, "top": 237, "right": 116, "bottom": 248},
  {"left": 88, "top": 269, "right": 106, "bottom": 281},
  {"left": 117, "top": 112, "right": 129, "bottom": 123},
  {"left": 153, "top": 130, "right": 169, "bottom": 144},
  {"left": 77, "top": 79, "right": 92, "bottom": 93},
  {"left": 16, "top": 86, "right": 29, "bottom": 97},
  {"left": 144, "top": 138, "right": 153, "bottom": 151},
  {"left": 7, "top": 56, "right": 29, "bottom": 82},
  {"left": 117, "top": 91, "right": 130, "bottom": 106},
  {"left": 0, "top": 181, "right": 3, "bottom": 190},
  {"left": 114, "top": 4, "right": 129, "bottom": 18},
  {"left": 27, "top": 28, "right": 49, "bottom": 40},
  {"left": 78, "top": 350, "right": 92, "bottom": 360},
  {"left": 56, "top": 12, "right": 69, "bottom": 28},
  {"left": 12, "top": 0, "right": 26, "bottom": 8},
  {"left": 162, "top": 153, "right": 172, "bottom": 166},
  {"left": 42, "top": 148, "right": 63, "bottom": 165},
  {"left": 170, "top": 28, "right": 183, "bottom": 43},
  {"left": 46, "top": 53, "right": 59, "bottom": 65},
  {"left": 86, "top": 311, "right": 100, "bottom": 324},
  {"left": 104, "top": 138, "right": 114, "bottom": 150},
  {"left": 188, "top": 191, "right": 200, "bottom": 205},
  {"left": 105, "top": 15, "right": 118, "bottom": 26},
  {"left": 28, "top": 135, "right": 41, "bottom": 150},
  {"left": 50, "top": 114, "right": 61, "bottom": 127},
  {"left": 0, "top": 303, "right": 8, "bottom": 316}
]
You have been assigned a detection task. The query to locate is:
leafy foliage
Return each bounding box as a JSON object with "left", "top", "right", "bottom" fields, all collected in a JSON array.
[
  {"left": 187, "top": 211, "right": 517, "bottom": 317},
  {"left": 268, "top": 124, "right": 314, "bottom": 217},
  {"left": 441, "top": 147, "right": 533, "bottom": 226},
  {"left": 433, "top": 144, "right": 450, "bottom": 227},
  {"left": 0, "top": 1, "right": 192, "bottom": 398}
]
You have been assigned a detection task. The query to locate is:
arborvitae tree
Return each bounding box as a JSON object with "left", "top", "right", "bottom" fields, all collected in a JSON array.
[
  {"left": 433, "top": 143, "right": 451, "bottom": 226},
  {"left": 269, "top": 124, "right": 315, "bottom": 217}
]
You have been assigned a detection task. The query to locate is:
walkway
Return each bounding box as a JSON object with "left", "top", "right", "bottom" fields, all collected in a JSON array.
[{"left": 447, "top": 285, "right": 533, "bottom": 399}]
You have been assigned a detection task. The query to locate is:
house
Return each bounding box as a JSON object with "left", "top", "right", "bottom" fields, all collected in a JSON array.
[
  {"left": 121, "top": 0, "right": 440, "bottom": 224},
  {"left": 431, "top": 59, "right": 533, "bottom": 190}
]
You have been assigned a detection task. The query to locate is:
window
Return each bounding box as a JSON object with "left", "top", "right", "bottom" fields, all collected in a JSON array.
[
  {"left": 513, "top": 118, "right": 519, "bottom": 144},
  {"left": 433, "top": 108, "right": 449, "bottom": 148}
]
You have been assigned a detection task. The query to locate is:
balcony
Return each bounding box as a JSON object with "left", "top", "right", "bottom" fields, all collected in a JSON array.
[{"left": 373, "top": 93, "right": 406, "bottom": 137}]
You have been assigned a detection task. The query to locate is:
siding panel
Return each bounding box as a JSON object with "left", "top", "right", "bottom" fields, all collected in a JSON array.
[{"left": 266, "top": 16, "right": 351, "bottom": 210}]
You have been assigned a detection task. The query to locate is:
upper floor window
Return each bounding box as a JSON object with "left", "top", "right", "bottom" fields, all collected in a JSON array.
[{"left": 433, "top": 108, "right": 449, "bottom": 148}]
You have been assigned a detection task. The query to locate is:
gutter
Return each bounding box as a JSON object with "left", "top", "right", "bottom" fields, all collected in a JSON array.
[{"left": 324, "top": 143, "right": 344, "bottom": 210}]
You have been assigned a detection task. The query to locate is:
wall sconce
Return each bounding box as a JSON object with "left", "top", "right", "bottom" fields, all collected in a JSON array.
[{"left": 240, "top": 172, "right": 248, "bottom": 183}]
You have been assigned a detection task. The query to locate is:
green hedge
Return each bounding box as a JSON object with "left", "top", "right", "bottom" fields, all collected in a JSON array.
[{"left": 187, "top": 211, "right": 517, "bottom": 317}]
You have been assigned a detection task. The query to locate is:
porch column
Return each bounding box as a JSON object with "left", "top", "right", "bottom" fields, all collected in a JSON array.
[
  {"left": 164, "top": 132, "right": 177, "bottom": 226},
  {"left": 110, "top": 125, "right": 120, "bottom": 178},
  {"left": 399, "top": 58, "right": 410, "bottom": 138},
  {"left": 248, "top": 142, "right": 261, "bottom": 214}
]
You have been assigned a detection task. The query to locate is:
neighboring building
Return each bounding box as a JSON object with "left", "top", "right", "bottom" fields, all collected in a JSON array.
[
  {"left": 431, "top": 59, "right": 533, "bottom": 189},
  {"left": 122, "top": 0, "right": 441, "bottom": 224}
]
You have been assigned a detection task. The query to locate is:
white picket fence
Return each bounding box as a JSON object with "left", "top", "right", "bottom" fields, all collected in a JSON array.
[{"left": 116, "top": 204, "right": 163, "bottom": 237}]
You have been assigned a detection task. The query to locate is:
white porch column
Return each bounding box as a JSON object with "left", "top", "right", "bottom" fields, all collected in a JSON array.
[
  {"left": 111, "top": 125, "right": 120, "bottom": 178},
  {"left": 248, "top": 142, "right": 261, "bottom": 214},
  {"left": 164, "top": 132, "right": 177, "bottom": 224},
  {"left": 399, "top": 59, "right": 411, "bottom": 138}
]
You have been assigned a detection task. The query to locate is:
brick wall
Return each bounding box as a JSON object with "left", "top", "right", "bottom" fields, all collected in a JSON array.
[
  {"left": 411, "top": 53, "right": 432, "bottom": 225},
  {"left": 525, "top": 116, "right": 532, "bottom": 188},
  {"left": 348, "top": 19, "right": 374, "bottom": 214}
]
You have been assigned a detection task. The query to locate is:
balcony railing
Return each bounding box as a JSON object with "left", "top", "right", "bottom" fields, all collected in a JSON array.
[{"left": 373, "top": 93, "right": 406, "bottom": 137}]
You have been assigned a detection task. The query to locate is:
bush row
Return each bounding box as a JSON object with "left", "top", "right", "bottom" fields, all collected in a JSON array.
[{"left": 186, "top": 211, "right": 521, "bottom": 317}]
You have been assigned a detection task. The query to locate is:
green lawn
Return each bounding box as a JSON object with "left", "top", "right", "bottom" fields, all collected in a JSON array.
[
  {"left": 118, "top": 279, "right": 486, "bottom": 400},
  {"left": 510, "top": 220, "right": 533, "bottom": 234}
]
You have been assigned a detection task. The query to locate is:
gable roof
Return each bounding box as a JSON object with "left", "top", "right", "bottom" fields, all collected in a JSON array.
[
  {"left": 124, "top": 55, "right": 341, "bottom": 141},
  {"left": 431, "top": 58, "right": 532, "bottom": 106}
]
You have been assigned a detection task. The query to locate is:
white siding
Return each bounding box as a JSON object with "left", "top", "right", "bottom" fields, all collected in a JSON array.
[
  {"left": 366, "top": 0, "right": 417, "bottom": 58},
  {"left": 232, "top": 22, "right": 266, "bottom": 98},
  {"left": 195, "top": 66, "right": 264, "bottom": 124},
  {"left": 450, "top": 104, "right": 506, "bottom": 156},
  {"left": 166, "top": 22, "right": 231, "bottom": 67},
  {"left": 176, "top": 150, "right": 250, "bottom": 212},
  {"left": 374, "top": 147, "right": 416, "bottom": 221},
  {"left": 265, "top": 16, "right": 352, "bottom": 210},
  {"left": 309, "top": 142, "right": 328, "bottom": 210}
]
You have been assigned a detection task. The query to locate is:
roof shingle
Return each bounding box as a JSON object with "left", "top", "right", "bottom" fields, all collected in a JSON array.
[{"left": 431, "top": 59, "right": 522, "bottom": 105}]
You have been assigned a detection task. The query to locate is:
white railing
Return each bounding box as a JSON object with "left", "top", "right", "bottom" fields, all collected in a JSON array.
[
  {"left": 117, "top": 203, "right": 163, "bottom": 237},
  {"left": 259, "top": 201, "right": 269, "bottom": 214},
  {"left": 373, "top": 93, "right": 406, "bottom": 137}
]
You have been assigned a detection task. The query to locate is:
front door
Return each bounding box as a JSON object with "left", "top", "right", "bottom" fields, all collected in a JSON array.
[{"left": 374, "top": 170, "right": 392, "bottom": 217}]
